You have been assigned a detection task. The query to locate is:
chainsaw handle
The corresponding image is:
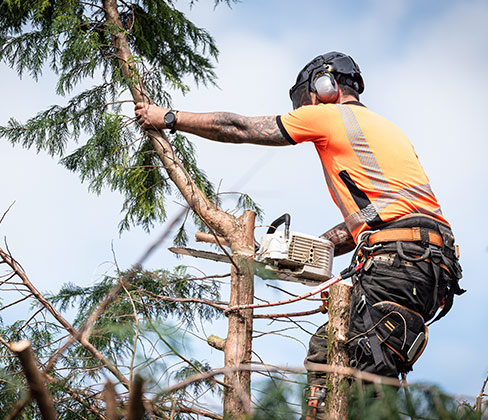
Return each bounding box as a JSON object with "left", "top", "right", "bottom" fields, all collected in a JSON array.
[{"left": 267, "top": 213, "right": 291, "bottom": 239}]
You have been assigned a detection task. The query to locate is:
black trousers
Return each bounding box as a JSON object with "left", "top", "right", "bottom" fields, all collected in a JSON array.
[{"left": 305, "top": 254, "right": 448, "bottom": 386}]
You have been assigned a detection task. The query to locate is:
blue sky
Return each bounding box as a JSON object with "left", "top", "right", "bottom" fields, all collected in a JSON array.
[{"left": 0, "top": 0, "right": 487, "bottom": 406}]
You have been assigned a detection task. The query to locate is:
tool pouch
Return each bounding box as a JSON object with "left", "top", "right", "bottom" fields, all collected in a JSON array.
[{"left": 369, "top": 301, "right": 428, "bottom": 371}]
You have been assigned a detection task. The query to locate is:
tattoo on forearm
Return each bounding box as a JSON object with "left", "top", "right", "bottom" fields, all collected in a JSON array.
[
  {"left": 320, "top": 222, "right": 356, "bottom": 256},
  {"left": 213, "top": 113, "right": 289, "bottom": 146}
]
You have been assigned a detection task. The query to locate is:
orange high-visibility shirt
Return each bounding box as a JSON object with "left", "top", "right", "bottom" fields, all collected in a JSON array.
[{"left": 277, "top": 102, "right": 449, "bottom": 241}]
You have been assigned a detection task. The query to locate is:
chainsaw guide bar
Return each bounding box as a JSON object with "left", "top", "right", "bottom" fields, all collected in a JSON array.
[{"left": 169, "top": 247, "right": 231, "bottom": 264}]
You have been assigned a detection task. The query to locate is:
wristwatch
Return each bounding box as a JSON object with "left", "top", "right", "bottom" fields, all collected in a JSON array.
[{"left": 164, "top": 110, "right": 178, "bottom": 134}]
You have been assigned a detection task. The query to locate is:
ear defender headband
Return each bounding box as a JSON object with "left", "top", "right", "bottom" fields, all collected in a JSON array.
[{"left": 289, "top": 52, "right": 364, "bottom": 109}]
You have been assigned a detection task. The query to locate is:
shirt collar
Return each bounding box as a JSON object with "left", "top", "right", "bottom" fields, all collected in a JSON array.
[{"left": 343, "top": 100, "right": 366, "bottom": 107}]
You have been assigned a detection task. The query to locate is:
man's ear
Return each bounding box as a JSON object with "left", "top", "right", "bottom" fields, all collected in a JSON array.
[{"left": 310, "top": 92, "right": 321, "bottom": 105}]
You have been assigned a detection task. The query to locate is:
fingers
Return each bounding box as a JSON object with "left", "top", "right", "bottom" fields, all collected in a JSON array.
[
  {"left": 134, "top": 102, "right": 149, "bottom": 128},
  {"left": 134, "top": 103, "right": 166, "bottom": 130}
]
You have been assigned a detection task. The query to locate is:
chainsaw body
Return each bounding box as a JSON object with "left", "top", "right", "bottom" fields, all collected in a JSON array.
[
  {"left": 169, "top": 213, "right": 334, "bottom": 286},
  {"left": 255, "top": 214, "right": 334, "bottom": 286}
]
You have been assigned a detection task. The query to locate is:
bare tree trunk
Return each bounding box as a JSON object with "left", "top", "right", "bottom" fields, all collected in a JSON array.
[
  {"left": 223, "top": 210, "right": 255, "bottom": 418},
  {"left": 326, "top": 283, "right": 352, "bottom": 420}
]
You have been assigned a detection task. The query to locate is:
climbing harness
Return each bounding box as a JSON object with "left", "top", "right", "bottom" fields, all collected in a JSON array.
[{"left": 347, "top": 215, "right": 464, "bottom": 372}]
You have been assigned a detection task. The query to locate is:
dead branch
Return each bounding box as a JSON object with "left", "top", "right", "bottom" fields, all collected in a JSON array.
[
  {"left": 157, "top": 363, "right": 401, "bottom": 398},
  {"left": 0, "top": 248, "right": 130, "bottom": 388},
  {"left": 207, "top": 335, "right": 226, "bottom": 351},
  {"left": 195, "top": 232, "right": 230, "bottom": 248},
  {"left": 104, "top": 381, "right": 120, "bottom": 420},
  {"left": 0, "top": 293, "right": 34, "bottom": 311},
  {"left": 0, "top": 201, "right": 15, "bottom": 224},
  {"left": 144, "top": 290, "right": 227, "bottom": 311},
  {"left": 9, "top": 340, "right": 57, "bottom": 420},
  {"left": 476, "top": 375, "right": 488, "bottom": 412},
  {"left": 173, "top": 405, "right": 223, "bottom": 420},
  {"left": 127, "top": 375, "right": 145, "bottom": 420},
  {"left": 253, "top": 308, "right": 322, "bottom": 319}
]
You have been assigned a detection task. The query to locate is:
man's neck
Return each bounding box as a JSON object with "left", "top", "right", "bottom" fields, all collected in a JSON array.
[{"left": 338, "top": 94, "right": 359, "bottom": 104}]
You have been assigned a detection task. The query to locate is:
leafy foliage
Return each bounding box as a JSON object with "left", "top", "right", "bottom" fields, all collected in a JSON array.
[
  {"left": 346, "top": 382, "right": 487, "bottom": 420},
  {"left": 0, "top": 264, "right": 225, "bottom": 418},
  {"left": 0, "top": 0, "right": 233, "bottom": 234},
  {"left": 245, "top": 379, "right": 488, "bottom": 420},
  {"left": 250, "top": 378, "right": 299, "bottom": 420}
]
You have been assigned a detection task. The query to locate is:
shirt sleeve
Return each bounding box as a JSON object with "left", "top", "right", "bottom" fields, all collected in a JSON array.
[{"left": 277, "top": 105, "right": 331, "bottom": 147}]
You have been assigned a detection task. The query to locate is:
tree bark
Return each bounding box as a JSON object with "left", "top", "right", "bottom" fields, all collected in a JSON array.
[
  {"left": 326, "top": 282, "right": 352, "bottom": 420},
  {"left": 223, "top": 210, "right": 255, "bottom": 418}
]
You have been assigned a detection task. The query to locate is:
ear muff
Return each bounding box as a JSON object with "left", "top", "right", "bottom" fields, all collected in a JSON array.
[{"left": 313, "top": 70, "right": 339, "bottom": 104}]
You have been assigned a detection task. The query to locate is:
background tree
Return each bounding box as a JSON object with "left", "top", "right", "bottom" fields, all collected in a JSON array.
[{"left": 0, "top": 0, "right": 259, "bottom": 418}]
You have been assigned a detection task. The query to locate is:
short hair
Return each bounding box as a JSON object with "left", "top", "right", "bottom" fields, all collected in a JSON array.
[{"left": 338, "top": 84, "right": 359, "bottom": 100}]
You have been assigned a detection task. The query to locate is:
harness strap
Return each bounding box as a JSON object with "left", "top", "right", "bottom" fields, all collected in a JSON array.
[
  {"left": 368, "top": 301, "right": 428, "bottom": 365},
  {"left": 368, "top": 227, "right": 444, "bottom": 248},
  {"left": 357, "top": 294, "right": 385, "bottom": 369}
]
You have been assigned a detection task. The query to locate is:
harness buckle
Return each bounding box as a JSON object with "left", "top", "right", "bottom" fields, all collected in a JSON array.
[
  {"left": 357, "top": 294, "right": 367, "bottom": 315},
  {"left": 357, "top": 336, "right": 372, "bottom": 356},
  {"left": 407, "top": 331, "right": 426, "bottom": 362},
  {"left": 429, "top": 245, "right": 443, "bottom": 264}
]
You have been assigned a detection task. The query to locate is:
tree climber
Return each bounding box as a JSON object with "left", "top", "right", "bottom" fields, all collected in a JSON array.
[{"left": 135, "top": 51, "right": 464, "bottom": 419}]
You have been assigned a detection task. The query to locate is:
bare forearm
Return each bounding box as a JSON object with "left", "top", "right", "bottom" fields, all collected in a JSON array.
[
  {"left": 134, "top": 103, "right": 289, "bottom": 146},
  {"left": 177, "top": 112, "right": 288, "bottom": 146},
  {"left": 320, "top": 222, "right": 355, "bottom": 256}
]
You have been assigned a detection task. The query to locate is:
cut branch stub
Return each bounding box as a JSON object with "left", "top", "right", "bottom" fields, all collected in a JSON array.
[
  {"left": 207, "top": 334, "right": 227, "bottom": 351},
  {"left": 127, "top": 375, "right": 145, "bottom": 420},
  {"left": 10, "top": 340, "right": 57, "bottom": 420},
  {"left": 104, "top": 381, "right": 119, "bottom": 420}
]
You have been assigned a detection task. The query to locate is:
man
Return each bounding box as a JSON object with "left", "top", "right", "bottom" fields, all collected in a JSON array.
[{"left": 135, "top": 52, "right": 463, "bottom": 417}]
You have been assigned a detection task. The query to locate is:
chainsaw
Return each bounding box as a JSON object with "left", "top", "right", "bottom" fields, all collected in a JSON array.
[{"left": 169, "top": 213, "right": 335, "bottom": 286}]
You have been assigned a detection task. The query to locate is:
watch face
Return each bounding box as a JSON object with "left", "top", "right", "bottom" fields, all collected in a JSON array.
[{"left": 164, "top": 111, "right": 176, "bottom": 127}]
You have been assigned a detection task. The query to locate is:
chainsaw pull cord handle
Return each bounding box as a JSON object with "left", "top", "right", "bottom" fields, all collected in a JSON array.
[{"left": 266, "top": 213, "right": 291, "bottom": 240}]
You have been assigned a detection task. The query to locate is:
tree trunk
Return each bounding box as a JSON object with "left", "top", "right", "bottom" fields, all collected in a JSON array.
[
  {"left": 224, "top": 210, "right": 255, "bottom": 418},
  {"left": 326, "top": 282, "right": 352, "bottom": 420},
  {"left": 101, "top": 3, "right": 256, "bottom": 418}
]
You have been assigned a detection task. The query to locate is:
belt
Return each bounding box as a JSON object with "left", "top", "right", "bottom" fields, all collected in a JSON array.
[{"left": 367, "top": 227, "right": 444, "bottom": 248}]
